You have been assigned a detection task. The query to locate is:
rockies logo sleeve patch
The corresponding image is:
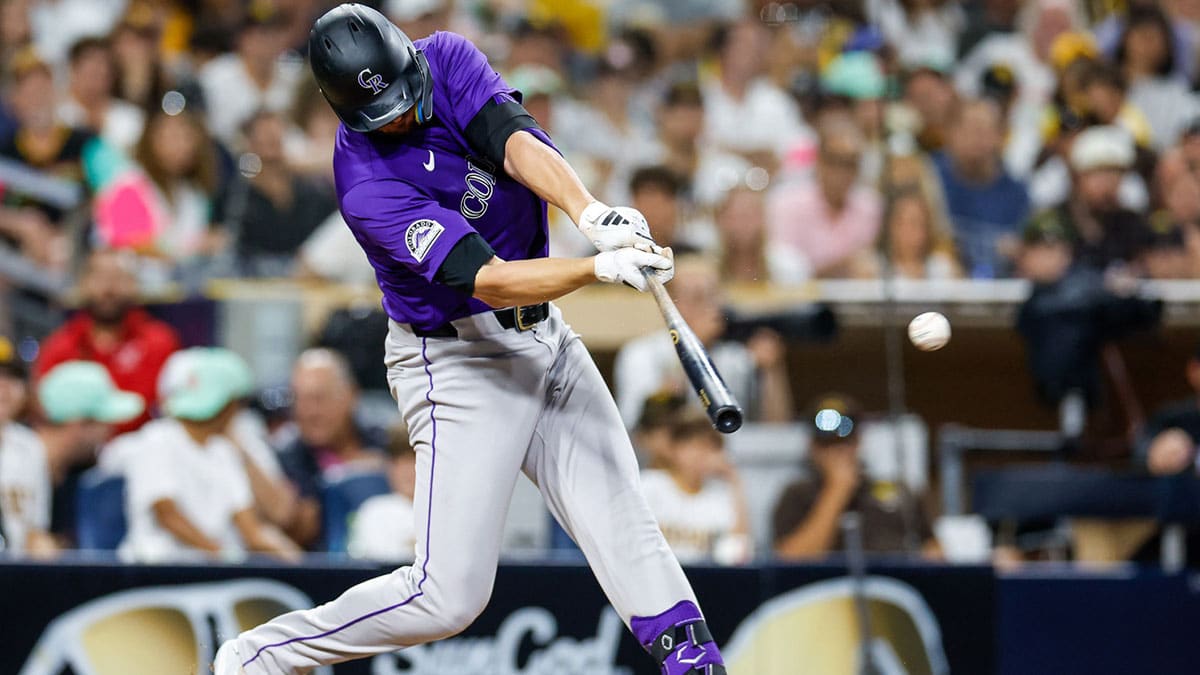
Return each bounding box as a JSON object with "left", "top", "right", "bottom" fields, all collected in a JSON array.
[{"left": 406, "top": 219, "right": 445, "bottom": 262}]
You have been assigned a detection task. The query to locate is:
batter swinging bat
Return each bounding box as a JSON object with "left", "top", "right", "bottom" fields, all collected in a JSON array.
[{"left": 642, "top": 269, "right": 744, "bottom": 434}]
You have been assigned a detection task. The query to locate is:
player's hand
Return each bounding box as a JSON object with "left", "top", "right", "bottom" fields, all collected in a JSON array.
[
  {"left": 595, "top": 246, "right": 674, "bottom": 291},
  {"left": 577, "top": 201, "right": 660, "bottom": 252}
]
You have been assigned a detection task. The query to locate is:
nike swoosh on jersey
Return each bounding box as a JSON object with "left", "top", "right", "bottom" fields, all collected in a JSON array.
[{"left": 423, "top": 150, "right": 435, "bottom": 172}]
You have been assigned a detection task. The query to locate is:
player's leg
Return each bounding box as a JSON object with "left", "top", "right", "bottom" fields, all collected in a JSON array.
[
  {"left": 523, "top": 314, "right": 725, "bottom": 675},
  {"left": 225, "top": 327, "right": 551, "bottom": 674}
]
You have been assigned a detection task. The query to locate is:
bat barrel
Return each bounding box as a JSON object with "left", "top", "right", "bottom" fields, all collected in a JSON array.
[{"left": 713, "top": 405, "right": 744, "bottom": 434}]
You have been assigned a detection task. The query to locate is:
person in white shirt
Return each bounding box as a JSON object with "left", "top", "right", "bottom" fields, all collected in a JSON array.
[
  {"left": 2, "top": 360, "right": 144, "bottom": 557},
  {"left": 614, "top": 255, "right": 794, "bottom": 429},
  {"left": 347, "top": 425, "right": 418, "bottom": 563},
  {"left": 57, "top": 37, "right": 145, "bottom": 152},
  {"left": 640, "top": 414, "right": 750, "bottom": 565},
  {"left": 154, "top": 348, "right": 300, "bottom": 537},
  {"left": 701, "top": 19, "right": 808, "bottom": 163},
  {"left": 113, "top": 348, "right": 298, "bottom": 563},
  {"left": 197, "top": 10, "right": 303, "bottom": 144}
]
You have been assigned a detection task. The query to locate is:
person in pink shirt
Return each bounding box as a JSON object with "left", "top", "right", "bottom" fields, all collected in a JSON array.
[{"left": 766, "top": 115, "right": 883, "bottom": 280}]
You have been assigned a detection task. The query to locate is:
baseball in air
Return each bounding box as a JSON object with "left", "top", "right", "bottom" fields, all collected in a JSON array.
[{"left": 908, "top": 312, "right": 951, "bottom": 351}]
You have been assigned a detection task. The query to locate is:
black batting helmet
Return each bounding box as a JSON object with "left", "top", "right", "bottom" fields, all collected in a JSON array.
[{"left": 308, "top": 4, "right": 433, "bottom": 133}]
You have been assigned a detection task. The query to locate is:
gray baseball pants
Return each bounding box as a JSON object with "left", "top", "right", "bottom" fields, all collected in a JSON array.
[{"left": 229, "top": 304, "right": 699, "bottom": 673}]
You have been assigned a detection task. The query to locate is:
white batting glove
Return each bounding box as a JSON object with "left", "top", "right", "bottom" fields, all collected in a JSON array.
[
  {"left": 594, "top": 246, "right": 674, "bottom": 291},
  {"left": 577, "top": 201, "right": 659, "bottom": 252}
]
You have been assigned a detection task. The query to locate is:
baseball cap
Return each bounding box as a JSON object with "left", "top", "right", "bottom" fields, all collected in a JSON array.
[
  {"left": 38, "top": 362, "right": 144, "bottom": 424},
  {"left": 508, "top": 65, "right": 563, "bottom": 100},
  {"left": 1050, "top": 31, "right": 1099, "bottom": 72},
  {"left": 807, "top": 394, "right": 860, "bottom": 443},
  {"left": 206, "top": 348, "right": 255, "bottom": 400},
  {"left": 0, "top": 337, "right": 27, "bottom": 380},
  {"left": 160, "top": 349, "right": 238, "bottom": 422},
  {"left": 1070, "top": 125, "right": 1135, "bottom": 173},
  {"left": 386, "top": 0, "right": 445, "bottom": 23},
  {"left": 822, "top": 51, "right": 886, "bottom": 101}
]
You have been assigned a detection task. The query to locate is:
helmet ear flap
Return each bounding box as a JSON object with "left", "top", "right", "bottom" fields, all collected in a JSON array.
[{"left": 411, "top": 48, "right": 434, "bottom": 125}]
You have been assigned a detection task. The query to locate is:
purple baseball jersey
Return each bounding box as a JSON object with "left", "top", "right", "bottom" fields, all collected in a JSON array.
[{"left": 333, "top": 31, "right": 551, "bottom": 330}]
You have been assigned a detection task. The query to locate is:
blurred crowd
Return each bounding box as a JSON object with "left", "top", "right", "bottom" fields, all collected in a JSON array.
[{"left": 2, "top": 0, "right": 1200, "bottom": 566}]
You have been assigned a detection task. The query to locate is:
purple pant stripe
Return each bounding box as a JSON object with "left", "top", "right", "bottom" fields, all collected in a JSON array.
[{"left": 243, "top": 338, "right": 440, "bottom": 668}]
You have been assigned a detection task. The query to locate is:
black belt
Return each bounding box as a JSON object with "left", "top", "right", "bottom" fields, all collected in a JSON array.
[{"left": 412, "top": 303, "right": 549, "bottom": 338}]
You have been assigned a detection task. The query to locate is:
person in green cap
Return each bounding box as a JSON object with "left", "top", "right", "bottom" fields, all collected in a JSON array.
[
  {"left": 111, "top": 348, "right": 299, "bottom": 563},
  {"left": 184, "top": 348, "right": 299, "bottom": 537},
  {"left": 1, "top": 360, "right": 144, "bottom": 557}
]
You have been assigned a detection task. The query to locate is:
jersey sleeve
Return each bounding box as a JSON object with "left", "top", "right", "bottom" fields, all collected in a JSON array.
[{"left": 340, "top": 179, "right": 479, "bottom": 283}]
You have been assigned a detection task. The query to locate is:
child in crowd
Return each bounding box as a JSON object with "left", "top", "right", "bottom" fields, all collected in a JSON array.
[
  {"left": 347, "top": 424, "right": 418, "bottom": 563},
  {"left": 640, "top": 413, "right": 751, "bottom": 565}
]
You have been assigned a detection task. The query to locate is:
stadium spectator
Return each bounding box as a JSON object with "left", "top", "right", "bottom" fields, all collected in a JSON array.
[
  {"left": 632, "top": 392, "right": 688, "bottom": 469},
  {"left": 772, "top": 395, "right": 936, "bottom": 560},
  {"left": 1060, "top": 125, "right": 1153, "bottom": 270},
  {"left": 614, "top": 256, "right": 793, "bottom": 428},
  {"left": 0, "top": 343, "right": 36, "bottom": 554},
  {"left": 347, "top": 424, "right": 418, "bottom": 563},
  {"left": 1137, "top": 344, "right": 1200, "bottom": 476},
  {"left": 36, "top": 249, "right": 180, "bottom": 432},
  {"left": 197, "top": 6, "right": 302, "bottom": 144},
  {"left": 1113, "top": 6, "right": 1200, "bottom": 149},
  {"left": 228, "top": 110, "right": 337, "bottom": 276},
  {"left": 819, "top": 51, "right": 887, "bottom": 184},
  {"left": 935, "top": 97, "right": 1030, "bottom": 277},
  {"left": 853, "top": 186, "right": 963, "bottom": 280},
  {"left": 277, "top": 349, "right": 387, "bottom": 549},
  {"left": 0, "top": 51, "right": 96, "bottom": 273},
  {"left": 131, "top": 107, "right": 226, "bottom": 265},
  {"left": 384, "top": 0, "right": 454, "bottom": 40},
  {"left": 628, "top": 165, "right": 699, "bottom": 253},
  {"left": 767, "top": 115, "right": 881, "bottom": 280},
  {"left": 903, "top": 65, "right": 957, "bottom": 154},
  {"left": 58, "top": 37, "right": 145, "bottom": 152},
  {"left": 4, "top": 361, "right": 144, "bottom": 556},
  {"left": 115, "top": 348, "right": 297, "bottom": 563},
  {"left": 1015, "top": 215, "right": 1162, "bottom": 409},
  {"left": 643, "top": 80, "right": 750, "bottom": 210},
  {"left": 702, "top": 19, "right": 807, "bottom": 164},
  {"left": 866, "top": 0, "right": 963, "bottom": 69},
  {"left": 155, "top": 348, "right": 299, "bottom": 536},
  {"left": 641, "top": 413, "right": 751, "bottom": 565},
  {"left": 109, "top": 9, "right": 171, "bottom": 113},
  {"left": 285, "top": 78, "right": 341, "bottom": 183},
  {"left": 715, "top": 185, "right": 777, "bottom": 283},
  {"left": 1078, "top": 61, "right": 1152, "bottom": 150}
]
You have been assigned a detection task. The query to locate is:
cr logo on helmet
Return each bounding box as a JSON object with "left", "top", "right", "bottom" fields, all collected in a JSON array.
[{"left": 358, "top": 68, "right": 389, "bottom": 95}]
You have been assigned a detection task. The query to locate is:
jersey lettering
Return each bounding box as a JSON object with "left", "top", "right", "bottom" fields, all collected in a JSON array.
[{"left": 460, "top": 160, "right": 496, "bottom": 220}]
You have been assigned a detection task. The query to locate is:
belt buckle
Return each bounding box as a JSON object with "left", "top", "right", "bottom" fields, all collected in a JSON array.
[{"left": 514, "top": 305, "right": 536, "bottom": 331}]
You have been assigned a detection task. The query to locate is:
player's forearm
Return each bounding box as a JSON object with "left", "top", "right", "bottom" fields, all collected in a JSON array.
[
  {"left": 152, "top": 500, "right": 222, "bottom": 553},
  {"left": 473, "top": 255, "right": 596, "bottom": 307},
  {"left": 502, "top": 130, "right": 594, "bottom": 223},
  {"left": 774, "top": 487, "right": 852, "bottom": 559}
]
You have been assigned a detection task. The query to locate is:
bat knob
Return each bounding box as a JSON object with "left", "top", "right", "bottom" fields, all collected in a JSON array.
[{"left": 714, "top": 407, "right": 744, "bottom": 434}]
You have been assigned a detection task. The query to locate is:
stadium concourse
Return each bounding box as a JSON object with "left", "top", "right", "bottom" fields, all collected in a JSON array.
[{"left": 2, "top": 0, "right": 1200, "bottom": 673}]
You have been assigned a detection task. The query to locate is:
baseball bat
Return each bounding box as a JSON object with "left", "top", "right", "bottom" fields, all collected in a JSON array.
[{"left": 642, "top": 270, "right": 744, "bottom": 434}]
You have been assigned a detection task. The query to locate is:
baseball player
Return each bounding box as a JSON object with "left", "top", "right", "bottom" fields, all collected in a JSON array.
[{"left": 215, "top": 5, "right": 725, "bottom": 674}]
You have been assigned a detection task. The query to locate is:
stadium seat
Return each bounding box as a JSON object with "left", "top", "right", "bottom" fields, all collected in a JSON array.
[
  {"left": 322, "top": 471, "right": 390, "bottom": 554},
  {"left": 75, "top": 469, "right": 127, "bottom": 551}
]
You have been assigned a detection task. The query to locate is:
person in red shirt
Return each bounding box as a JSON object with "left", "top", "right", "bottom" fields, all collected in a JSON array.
[{"left": 35, "top": 249, "right": 180, "bottom": 432}]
